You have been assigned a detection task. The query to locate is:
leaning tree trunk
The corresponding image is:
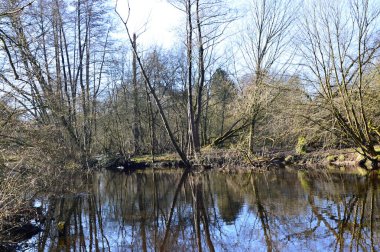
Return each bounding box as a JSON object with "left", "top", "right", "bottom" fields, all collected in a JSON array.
[{"left": 116, "top": 9, "right": 192, "bottom": 169}]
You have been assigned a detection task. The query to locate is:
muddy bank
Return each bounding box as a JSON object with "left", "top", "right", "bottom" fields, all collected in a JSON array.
[{"left": 96, "top": 154, "right": 189, "bottom": 171}]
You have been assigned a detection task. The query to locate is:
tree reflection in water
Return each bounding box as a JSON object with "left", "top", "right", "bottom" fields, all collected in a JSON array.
[{"left": 29, "top": 170, "right": 380, "bottom": 251}]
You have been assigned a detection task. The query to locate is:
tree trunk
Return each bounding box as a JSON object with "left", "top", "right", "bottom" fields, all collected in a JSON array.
[
  {"left": 145, "top": 81, "right": 155, "bottom": 162},
  {"left": 202, "top": 89, "right": 210, "bottom": 145},
  {"left": 194, "top": 0, "right": 204, "bottom": 154},
  {"left": 132, "top": 33, "right": 140, "bottom": 155},
  {"left": 249, "top": 116, "right": 256, "bottom": 154},
  {"left": 186, "top": 1, "right": 197, "bottom": 157}
]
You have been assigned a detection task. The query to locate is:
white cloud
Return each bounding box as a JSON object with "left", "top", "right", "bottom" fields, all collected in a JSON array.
[{"left": 115, "top": 0, "right": 182, "bottom": 48}]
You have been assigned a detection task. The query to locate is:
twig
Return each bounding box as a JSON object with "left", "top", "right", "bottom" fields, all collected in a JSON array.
[{"left": 0, "top": 1, "right": 35, "bottom": 17}]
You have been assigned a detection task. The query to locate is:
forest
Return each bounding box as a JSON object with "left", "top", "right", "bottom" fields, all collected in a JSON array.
[{"left": 0, "top": 0, "right": 380, "bottom": 249}]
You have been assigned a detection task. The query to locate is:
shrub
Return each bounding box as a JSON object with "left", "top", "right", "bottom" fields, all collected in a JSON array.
[
  {"left": 326, "top": 155, "right": 337, "bottom": 163},
  {"left": 296, "top": 136, "right": 307, "bottom": 154}
]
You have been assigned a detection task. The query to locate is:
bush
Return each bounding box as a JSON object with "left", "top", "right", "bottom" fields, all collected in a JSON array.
[
  {"left": 326, "top": 155, "right": 337, "bottom": 163},
  {"left": 296, "top": 136, "right": 307, "bottom": 154}
]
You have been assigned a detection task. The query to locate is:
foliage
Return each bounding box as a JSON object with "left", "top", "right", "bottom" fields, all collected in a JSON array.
[{"left": 296, "top": 136, "right": 307, "bottom": 155}]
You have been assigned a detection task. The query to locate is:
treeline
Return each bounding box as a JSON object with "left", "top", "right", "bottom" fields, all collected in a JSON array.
[{"left": 0, "top": 0, "right": 379, "bottom": 168}]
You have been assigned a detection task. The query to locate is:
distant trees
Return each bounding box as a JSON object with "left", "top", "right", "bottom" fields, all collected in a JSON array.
[
  {"left": 113, "top": 0, "right": 236, "bottom": 164},
  {"left": 142, "top": 48, "right": 188, "bottom": 158},
  {"left": 208, "top": 68, "right": 236, "bottom": 142},
  {"left": 116, "top": 5, "right": 192, "bottom": 168}
]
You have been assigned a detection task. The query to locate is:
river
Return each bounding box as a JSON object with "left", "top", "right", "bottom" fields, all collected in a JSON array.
[{"left": 25, "top": 169, "right": 380, "bottom": 251}]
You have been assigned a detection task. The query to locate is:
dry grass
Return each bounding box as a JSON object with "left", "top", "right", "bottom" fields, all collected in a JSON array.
[
  {"left": 0, "top": 154, "right": 39, "bottom": 245},
  {"left": 131, "top": 153, "right": 180, "bottom": 163}
]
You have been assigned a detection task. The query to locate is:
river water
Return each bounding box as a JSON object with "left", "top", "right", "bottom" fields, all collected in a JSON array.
[{"left": 26, "top": 169, "right": 380, "bottom": 251}]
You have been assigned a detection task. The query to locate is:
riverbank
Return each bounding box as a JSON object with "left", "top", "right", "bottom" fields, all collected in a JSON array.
[{"left": 101, "top": 147, "right": 379, "bottom": 174}]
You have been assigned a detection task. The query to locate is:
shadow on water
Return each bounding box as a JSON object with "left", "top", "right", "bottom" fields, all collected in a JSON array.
[{"left": 27, "top": 169, "right": 380, "bottom": 251}]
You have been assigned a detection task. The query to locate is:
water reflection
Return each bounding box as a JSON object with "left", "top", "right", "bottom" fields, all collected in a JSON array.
[{"left": 29, "top": 170, "right": 380, "bottom": 251}]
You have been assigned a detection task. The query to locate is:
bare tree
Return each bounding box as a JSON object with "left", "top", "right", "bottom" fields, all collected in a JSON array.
[
  {"left": 299, "top": 0, "right": 380, "bottom": 169},
  {"left": 239, "top": 0, "right": 296, "bottom": 154},
  {"left": 0, "top": 0, "right": 112, "bottom": 163},
  {"left": 168, "top": 0, "right": 236, "bottom": 157}
]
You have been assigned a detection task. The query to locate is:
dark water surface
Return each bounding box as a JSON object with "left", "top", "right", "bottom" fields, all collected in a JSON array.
[{"left": 27, "top": 169, "right": 380, "bottom": 251}]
